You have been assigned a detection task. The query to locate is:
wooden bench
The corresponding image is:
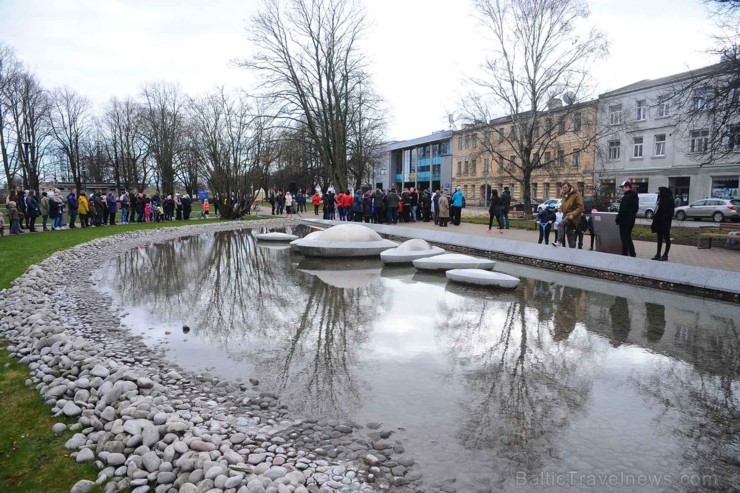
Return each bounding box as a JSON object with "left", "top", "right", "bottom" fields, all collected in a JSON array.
[{"left": 697, "top": 223, "right": 740, "bottom": 249}]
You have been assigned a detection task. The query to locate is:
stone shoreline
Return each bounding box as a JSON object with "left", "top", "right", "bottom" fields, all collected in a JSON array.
[{"left": 0, "top": 219, "right": 430, "bottom": 493}]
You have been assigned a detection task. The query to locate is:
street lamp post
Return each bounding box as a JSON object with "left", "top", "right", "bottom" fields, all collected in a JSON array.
[{"left": 484, "top": 156, "right": 489, "bottom": 208}]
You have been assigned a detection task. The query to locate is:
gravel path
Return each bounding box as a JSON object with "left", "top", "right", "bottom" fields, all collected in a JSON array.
[{"left": 0, "top": 219, "right": 433, "bottom": 493}]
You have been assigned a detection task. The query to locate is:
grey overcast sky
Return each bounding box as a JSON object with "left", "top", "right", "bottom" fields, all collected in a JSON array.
[{"left": 0, "top": 0, "right": 724, "bottom": 142}]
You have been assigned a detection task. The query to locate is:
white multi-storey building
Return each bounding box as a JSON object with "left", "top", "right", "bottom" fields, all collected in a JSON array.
[{"left": 596, "top": 63, "right": 739, "bottom": 205}]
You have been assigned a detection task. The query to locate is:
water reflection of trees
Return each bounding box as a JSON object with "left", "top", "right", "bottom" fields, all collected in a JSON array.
[
  {"left": 103, "top": 231, "right": 384, "bottom": 419},
  {"left": 437, "top": 279, "right": 593, "bottom": 473},
  {"left": 634, "top": 318, "right": 739, "bottom": 490}
]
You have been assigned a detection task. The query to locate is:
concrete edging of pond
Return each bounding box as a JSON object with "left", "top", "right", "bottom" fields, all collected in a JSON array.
[
  {"left": 301, "top": 219, "right": 740, "bottom": 303},
  {"left": 0, "top": 218, "right": 420, "bottom": 493}
]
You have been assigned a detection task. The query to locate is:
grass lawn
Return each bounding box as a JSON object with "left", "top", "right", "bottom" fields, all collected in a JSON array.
[{"left": 0, "top": 215, "right": 269, "bottom": 492}]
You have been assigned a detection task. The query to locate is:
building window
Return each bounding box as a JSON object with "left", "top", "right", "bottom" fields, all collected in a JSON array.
[
  {"left": 544, "top": 183, "right": 550, "bottom": 197},
  {"left": 711, "top": 176, "right": 739, "bottom": 198},
  {"left": 609, "top": 104, "right": 623, "bottom": 125},
  {"left": 509, "top": 155, "right": 516, "bottom": 170},
  {"left": 458, "top": 136, "right": 463, "bottom": 151},
  {"left": 608, "top": 140, "right": 620, "bottom": 160},
  {"left": 533, "top": 122, "right": 540, "bottom": 138},
  {"left": 464, "top": 161, "right": 469, "bottom": 175},
  {"left": 544, "top": 151, "right": 552, "bottom": 167},
  {"left": 472, "top": 133, "right": 478, "bottom": 149},
  {"left": 636, "top": 100, "right": 647, "bottom": 121},
  {"left": 728, "top": 125, "right": 740, "bottom": 151},
  {"left": 654, "top": 134, "right": 666, "bottom": 157},
  {"left": 465, "top": 134, "right": 470, "bottom": 149},
  {"left": 498, "top": 155, "right": 504, "bottom": 171},
  {"left": 498, "top": 128, "right": 505, "bottom": 143},
  {"left": 633, "top": 137, "right": 644, "bottom": 158},
  {"left": 484, "top": 157, "right": 489, "bottom": 173},
  {"left": 657, "top": 96, "right": 670, "bottom": 117},
  {"left": 471, "top": 159, "right": 477, "bottom": 175},
  {"left": 558, "top": 118, "right": 566, "bottom": 134},
  {"left": 484, "top": 131, "right": 491, "bottom": 146},
  {"left": 690, "top": 130, "right": 709, "bottom": 153},
  {"left": 577, "top": 182, "right": 585, "bottom": 196},
  {"left": 557, "top": 149, "right": 565, "bottom": 167},
  {"left": 457, "top": 161, "right": 462, "bottom": 176},
  {"left": 574, "top": 112, "right": 582, "bottom": 132},
  {"left": 692, "top": 86, "right": 711, "bottom": 111},
  {"left": 546, "top": 118, "right": 553, "bottom": 134},
  {"left": 532, "top": 183, "right": 538, "bottom": 198},
  {"left": 573, "top": 148, "right": 581, "bottom": 168},
  {"left": 510, "top": 126, "right": 517, "bottom": 140}
]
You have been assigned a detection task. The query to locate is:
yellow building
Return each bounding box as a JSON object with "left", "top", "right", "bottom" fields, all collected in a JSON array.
[{"left": 452, "top": 100, "right": 598, "bottom": 206}]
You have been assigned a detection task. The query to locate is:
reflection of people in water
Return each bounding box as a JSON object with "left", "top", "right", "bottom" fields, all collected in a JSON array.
[
  {"left": 644, "top": 303, "right": 666, "bottom": 343},
  {"left": 609, "top": 297, "right": 631, "bottom": 346},
  {"left": 552, "top": 287, "right": 579, "bottom": 342}
]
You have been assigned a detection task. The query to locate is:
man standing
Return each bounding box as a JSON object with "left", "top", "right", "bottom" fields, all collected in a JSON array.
[
  {"left": 450, "top": 186, "right": 464, "bottom": 226},
  {"left": 67, "top": 188, "right": 78, "bottom": 228},
  {"left": 559, "top": 182, "right": 584, "bottom": 248},
  {"left": 616, "top": 180, "right": 639, "bottom": 257},
  {"left": 501, "top": 186, "right": 512, "bottom": 229}
]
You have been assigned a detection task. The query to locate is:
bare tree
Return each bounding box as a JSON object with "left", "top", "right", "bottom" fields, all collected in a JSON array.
[
  {"left": 242, "top": 0, "right": 370, "bottom": 191},
  {"left": 103, "top": 97, "right": 149, "bottom": 191},
  {"left": 7, "top": 71, "right": 52, "bottom": 193},
  {"left": 0, "top": 43, "right": 22, "bottom": 191},
  {"left": 461, "top": 0, "right": 607, "bottom": 212},
  {"left": 188, "top": 88, "right": 278, "bottom": 216},
  {"left": 667, "top": 1, "right": 740, "bottom": 164},
  {"left": 141, "top": 81, "right": 185, "bottom": 196},
  {"left": 347, "top": 81, "right": 386, "bottom": 188},
  {"left": 49, "top": 86, "right": 91, "bottom": 191}
]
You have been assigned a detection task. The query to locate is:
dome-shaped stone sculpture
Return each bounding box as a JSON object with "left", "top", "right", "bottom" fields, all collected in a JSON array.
[
  {"left": 290, "top": 230, "right": 324, "bottom": 252},
  {"left": 254, "top": 232, "right": 299, "bottom": 241},
  {"left": 446, "top": 269, "right": 520, "bottom": 289},
  {"left": 413, "top": 253, "right": 495, "bottom": 271},
  {"left": 292, "top": 224, "right": 397, "bottom": 257},
  {"left": 380, "top": 238, "right": 445, "bottom": 265}
]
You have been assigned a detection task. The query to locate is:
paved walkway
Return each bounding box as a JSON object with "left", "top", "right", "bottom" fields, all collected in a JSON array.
[{"left": 385, "top": 219, "right": 740, "bottom": 273}]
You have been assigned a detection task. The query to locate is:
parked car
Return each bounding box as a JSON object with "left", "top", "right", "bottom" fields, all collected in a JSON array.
[
  {"left": 674, "top": 198, "right": 740, "bottom": 222},
  {"left": 511, "top": 198, "right": 542, "bottom": 212},
  {"left": 637, "top": 193, "right": 659, "bottom": 218},
  {"left": 536, "top": 198, "right": 562, "bottom": 212}
]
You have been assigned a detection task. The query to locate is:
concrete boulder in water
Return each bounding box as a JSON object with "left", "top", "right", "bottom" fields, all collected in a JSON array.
[
  {"left": 292, "top": 224, "right": 397, "bottom": 257},
  {"left": 381, "top": 239, "right": 445, "bottom": 264},
  {"left": 446, "top": 269, "right": 520, "bottom": 289},
  {"left": 413, "top": 253, "right": 495, "bottom": 271},
  {"left": 255, "top": 232, "right": 299, "bottom": 241}
]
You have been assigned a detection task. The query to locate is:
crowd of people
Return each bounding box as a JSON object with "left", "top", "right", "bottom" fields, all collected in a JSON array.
[{"left": 2, "top": 187, "right": 200, "bottom": 235}]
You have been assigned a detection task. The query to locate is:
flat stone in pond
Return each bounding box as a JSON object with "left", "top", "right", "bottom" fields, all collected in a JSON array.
[
  {"left": 446, "top": 269, "right": 520, "bottom": 289},
  {"left": 381, "top": 239, "right": 445, "bottom": 265},
  {"left": 413, "top": 253, "right": 495, "bottom": 271},
  {"left": 255, "top": 232, "right": 299, "bottom": 241}
]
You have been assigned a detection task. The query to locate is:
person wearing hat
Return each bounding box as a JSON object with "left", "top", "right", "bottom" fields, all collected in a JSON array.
[{"left": 615, "top": 180, "right": 639, "bottom": 257}]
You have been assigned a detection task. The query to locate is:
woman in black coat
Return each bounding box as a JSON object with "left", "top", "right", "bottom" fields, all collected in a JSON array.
[
  {"left": 487, "top": 189, "right": 505, "bottom": 233},
  {"left": 651, "top": 187, "right": 675, "bottom": 261}
]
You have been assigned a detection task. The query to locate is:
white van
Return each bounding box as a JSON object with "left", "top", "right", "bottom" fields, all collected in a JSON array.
[{"left": 637, "top": 193, "right": 658, "bottom": 218}]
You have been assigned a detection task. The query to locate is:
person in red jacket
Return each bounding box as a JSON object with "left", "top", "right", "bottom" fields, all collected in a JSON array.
[
  {"left": 342, "top": 191, "right": 354, "bottom": 221},
  {"left": 312, "top": 192, "right": 322, "bottom": 215}
]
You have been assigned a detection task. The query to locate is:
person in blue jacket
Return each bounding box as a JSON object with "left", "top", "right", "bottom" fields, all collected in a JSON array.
[
  {"left": 67, "top": 188, "right": 79, "bottom": 228},
  {"left": 107, "top": 192, "right": 118, "bottom": 225},
  {"left": 450, "top": 186, "right": 464, "bottom": 226}
]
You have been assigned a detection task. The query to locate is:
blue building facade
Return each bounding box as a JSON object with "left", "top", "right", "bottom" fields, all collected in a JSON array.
[{"left": 378, "top": 130, "right": 454, "bottom": 192}]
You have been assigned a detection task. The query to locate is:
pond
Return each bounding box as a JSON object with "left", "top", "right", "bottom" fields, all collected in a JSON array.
[{"left": 98, "top": 226, "right": 740, "bottom": 492}]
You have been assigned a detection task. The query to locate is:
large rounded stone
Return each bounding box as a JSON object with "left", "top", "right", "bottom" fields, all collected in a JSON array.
[
  {"left": 316, "top": 224, "right": 382, "bottom": 242},
  {"left": 446, "top": 269, "right": 520, "bottom": 289},
  {"left": 381, "top": 239, "right": 445, "bottom": 265},
  {"left": 413, "top": 253, "right": 495, "bottom": 271},
  {"left": 255, "top": 232, "right": 299, "bottom": 241},
  {"left": 294, "top": 225, "right": 398, "bottom": 257}
]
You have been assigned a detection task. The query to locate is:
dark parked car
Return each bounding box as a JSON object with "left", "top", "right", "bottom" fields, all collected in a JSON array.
[{"left": 511, "top": 198, "right": 542, "bottom": 213}]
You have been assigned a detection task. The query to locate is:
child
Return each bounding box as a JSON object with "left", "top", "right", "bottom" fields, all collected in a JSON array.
[
  {"left": 552, "top": 208, "right": 564, "bottom": 246},
  {"left": 144, "top": 201, "right": 152, "bottom": 223},
  {"left": 8, "top": 201, "right": 22, "bottom": 235},
  {"left": 157, "top": 204, "right": 164, "bottom": 222}
]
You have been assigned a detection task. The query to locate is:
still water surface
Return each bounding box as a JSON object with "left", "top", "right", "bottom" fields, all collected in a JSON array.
[{"left": 98, "top": 227, "right": 739, "bottom": 491}]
